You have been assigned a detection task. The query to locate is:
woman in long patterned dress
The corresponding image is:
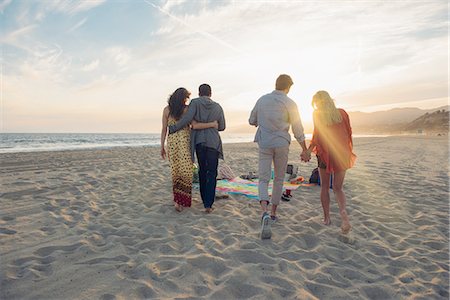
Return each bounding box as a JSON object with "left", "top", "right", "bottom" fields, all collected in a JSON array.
[
  {"left": 306, "top": 91, "right": 356, "bottom": 234},
  {"left": 160, "top": 88, "right": 218, "bottom": 212}
]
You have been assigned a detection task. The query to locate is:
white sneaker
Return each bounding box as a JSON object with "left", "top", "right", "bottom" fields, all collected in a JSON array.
[{"left": 260, "top": 213, "right": 272, "bottom": 239}]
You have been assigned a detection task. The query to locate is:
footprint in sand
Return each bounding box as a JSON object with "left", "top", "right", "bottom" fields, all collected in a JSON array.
[
  {"left": 34, "top": 242, "right": 84, "bottom": 257},
  {"left": 30, "top": 263, "right": 53, "bottom": 276},
  {"left": 39, "top": 227, "right": 56, "bottom": 235},
  {"left": 100, "top": 294, "right": 116, "bottom": 300},
  {"left": 77, "top": 255, "right": 129, "bottom": 265},
  {"left": 0, "top": 228, "right": 17, "bottom": 235},
  {"left": 338, "top": 234, "right": 357, "bottom": 246}
]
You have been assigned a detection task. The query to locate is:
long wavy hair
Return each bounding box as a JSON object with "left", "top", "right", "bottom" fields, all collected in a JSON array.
[
  {"left": 312, "top": 90, "right": 342, "bottom": 126},
  {"left": 168, "top": 88, "right": 190, "bottom": 120}
]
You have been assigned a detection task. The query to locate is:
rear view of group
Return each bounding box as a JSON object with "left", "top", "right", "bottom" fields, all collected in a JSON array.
[{"left": 160, "top": 75, "right": 356, "bottom": 239}]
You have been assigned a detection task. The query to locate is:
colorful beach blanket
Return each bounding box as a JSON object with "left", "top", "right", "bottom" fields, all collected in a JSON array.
[{"left": 216, "top": 177, "right": 316, "bottom": 199}]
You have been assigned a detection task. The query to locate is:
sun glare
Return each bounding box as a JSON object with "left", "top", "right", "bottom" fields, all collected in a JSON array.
[{"left": 299, "top": 102, "right": 314, "bottom": 125}]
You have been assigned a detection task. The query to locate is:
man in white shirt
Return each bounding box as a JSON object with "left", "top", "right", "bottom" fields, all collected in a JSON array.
[{"left": 249, "top": 74, "right": 310, "bottom": 239}]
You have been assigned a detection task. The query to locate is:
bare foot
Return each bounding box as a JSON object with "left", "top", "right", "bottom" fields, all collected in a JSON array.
[
  {"left": 340, "top": 211, "right": 351, "bottom": 234},
  {"left": 205, "top": 207, "right": 214, "bottom": 214},
  {"left": 323, "top": 218, "right": 331, "bottom": 225},
  {"left": 175, "top": 203, "right": 183, "bottom": 212},
  {"left": 341, "top": 222, "right": 352, "bottom": 234}
]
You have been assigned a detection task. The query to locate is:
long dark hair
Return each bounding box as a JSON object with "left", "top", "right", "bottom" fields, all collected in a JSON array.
[{"left": 168, "top": 87, "right": 190, "bottom": 120}]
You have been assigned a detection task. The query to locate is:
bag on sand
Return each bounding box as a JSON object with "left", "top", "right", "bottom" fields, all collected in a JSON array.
[
  {"left": 309, "top": 168, "right": 320, "bottom": 184},
  {"left": 309, "top": 168, "right": 333, "bottom": 188}
]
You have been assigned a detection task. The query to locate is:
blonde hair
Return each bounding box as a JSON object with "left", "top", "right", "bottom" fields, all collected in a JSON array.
[{"left": 311, "top": 90, "right": 342, "bottom": 126}]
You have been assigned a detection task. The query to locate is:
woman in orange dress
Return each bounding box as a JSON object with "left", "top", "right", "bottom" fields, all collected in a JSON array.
[
  {"left": 306, "top": 91, "right": 356, "bottom": 233},
  {"left": 160, "top": 88, "right": 217, "bottom": 212}
]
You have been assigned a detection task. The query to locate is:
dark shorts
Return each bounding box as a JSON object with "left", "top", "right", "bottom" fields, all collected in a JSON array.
[{"left": 317, "top": 155, "right": 327, "bottom": 169}]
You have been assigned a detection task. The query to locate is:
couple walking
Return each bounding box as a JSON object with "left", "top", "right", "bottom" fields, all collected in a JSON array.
[
  {"left": 250, "top": 74, "right": 356, "bottom": 239},
  {"left": 160, "top": 84, "right": 225, "bottom": 214}
]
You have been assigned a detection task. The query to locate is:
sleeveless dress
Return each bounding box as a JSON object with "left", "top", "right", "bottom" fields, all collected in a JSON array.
[{"left": 167, "top": 116, "right": 193, "bottom": 207}]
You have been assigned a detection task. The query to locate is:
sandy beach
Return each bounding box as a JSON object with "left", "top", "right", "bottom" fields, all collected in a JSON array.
[{"left": 1, "top": 136, "right": 448, "bottom": 299}]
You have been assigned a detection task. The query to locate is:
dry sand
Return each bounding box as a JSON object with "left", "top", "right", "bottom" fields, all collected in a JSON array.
[{"left": 0, "top": 136, "right": 449, "bottom": 299}]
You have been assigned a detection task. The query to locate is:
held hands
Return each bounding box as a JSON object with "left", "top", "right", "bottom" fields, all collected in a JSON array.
[{"left": 300, "top": 149, "right": 311, "bottom": 162}]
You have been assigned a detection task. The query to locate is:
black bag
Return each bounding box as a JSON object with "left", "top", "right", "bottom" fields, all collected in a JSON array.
[{"left": 309, "top": 168, "right": 320, "bottom": 184}]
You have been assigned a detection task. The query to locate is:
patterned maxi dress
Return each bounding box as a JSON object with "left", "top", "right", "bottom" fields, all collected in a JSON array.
[{"left": 167, "top": 116, "right": 193, "bottom": 207}]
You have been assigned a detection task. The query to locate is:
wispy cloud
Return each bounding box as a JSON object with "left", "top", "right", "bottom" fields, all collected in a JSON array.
[
  {"left": 1, "top": 24, "right": 38, "bottom": 55},
  {"left": 0, "top": 0, "right": 11, "bottom": 13},
  {"left": 48, "top": 0, "right": 106, "bottom": 15},
  {"left": 19, "top": 43, "right": 72, "bottom": 83},
  {"left": 106, "top": 47, "right": 131, "bottom": 67},
  {"left": 144, "top": 0, "right": 242, "bottom": 54},
  {"left": 82, "top": 59, "right": 99, "bottom": 72},
  {"left": 69, "top": 0, "right": 106, "bottom": 14},
  {"left": 68, "top": 17, "right": 87, "bottom": 32},
  {"left": 2, "top": 24, "right": 36, "bottom": 42},
  {"left": 161, "top": 0, "right": 188, "bottom": 11}
]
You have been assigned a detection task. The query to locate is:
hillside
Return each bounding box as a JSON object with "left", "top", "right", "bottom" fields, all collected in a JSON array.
[
  {"left": 225, "top": 106, "right": 449, "bottom": 135},
  {"left": 403, "top": 109, "right": 449, "bottom": 133},
  {"left": 348, "top": 106, "right": 449, "bottom": 134}
]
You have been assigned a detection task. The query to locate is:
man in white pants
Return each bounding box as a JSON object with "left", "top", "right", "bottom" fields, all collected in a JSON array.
[{"left": 249, "top": 74, "right": 310, "bottom": 239}]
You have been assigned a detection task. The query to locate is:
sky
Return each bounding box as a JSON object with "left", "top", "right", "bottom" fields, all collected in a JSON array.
[{"left": 1, "top": 0, "right": 448, "bottom": 133}]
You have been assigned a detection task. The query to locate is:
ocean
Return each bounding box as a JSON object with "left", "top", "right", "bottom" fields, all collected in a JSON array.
[
  {"left": 0, "top": 133, "right": 387, "bottom": 153},
  {"left": 0, "top": 133, "right": 257, "bottom": 153}
]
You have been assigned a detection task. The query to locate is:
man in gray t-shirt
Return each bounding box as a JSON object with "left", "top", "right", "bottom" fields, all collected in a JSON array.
[{"left": 249, "top": 74, "right": 310, "bottom": 239}]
